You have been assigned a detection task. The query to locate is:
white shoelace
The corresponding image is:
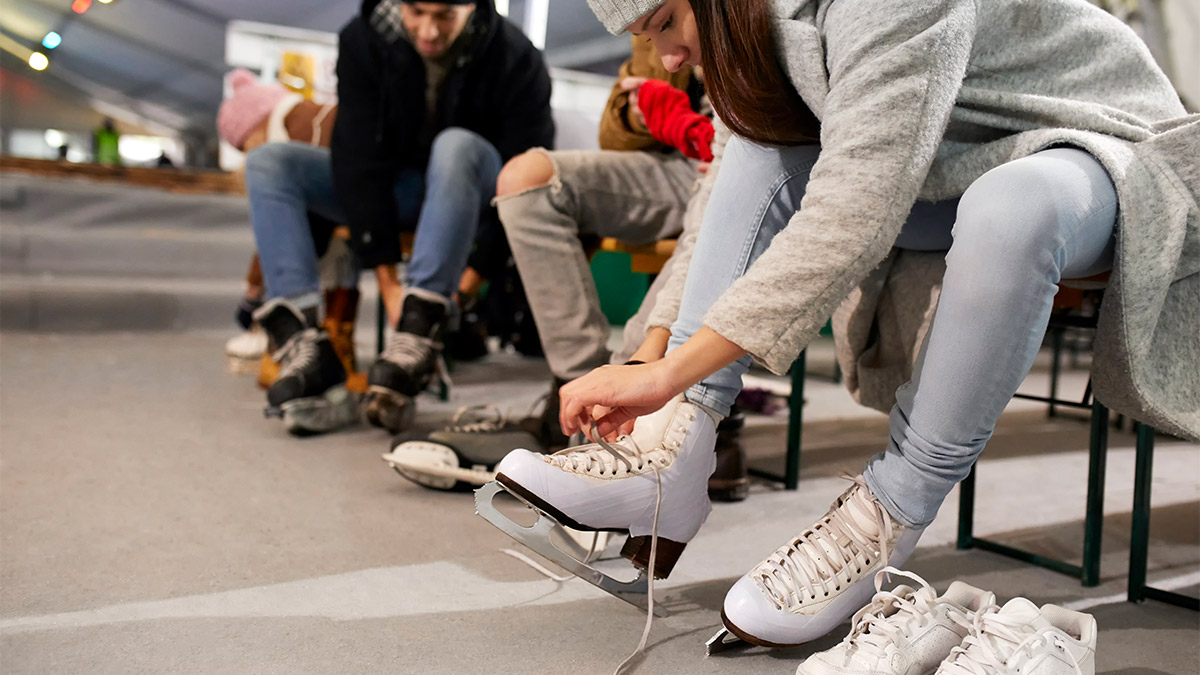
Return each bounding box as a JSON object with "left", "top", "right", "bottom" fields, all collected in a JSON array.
[
  {"left": 940, "top": 606, "right": 1085, "bottom": 675},
  {"left": 381, "top": 331, "right": 434, "bottom": 367},
  {"left": 444, "top": 405, "right": 508, "bottom": 433},
  {"left": 275, "top": 329, "right": 319, "bottom": 380},
  {"left": 840, "top": 567, "right": 965, "bottom": 660},
  {"left": 546, "top": 414, "right": 689, "bottom": 478},
  {"left": 755, "top": 476, "right": 896, "bottom": 611},
  {"left": 596, "top": 430, "right": 661, "bottom": 675}
]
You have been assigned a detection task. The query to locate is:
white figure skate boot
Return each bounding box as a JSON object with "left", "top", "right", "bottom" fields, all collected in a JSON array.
[
  {"left": 936, "top": 598, "right": 1096, "bottom": 675},
  {"left": 475, "top": 394, "right": 717, "bottom": 612},
  {"left": 796, "top": 567, "right": 995, "bottom": 675},
  {"left": 719, "top": 477, "right": 924, "bottom": 648}
]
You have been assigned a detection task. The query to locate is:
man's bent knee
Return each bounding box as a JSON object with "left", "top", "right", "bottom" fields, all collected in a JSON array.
[{"left": 496, "top": 150, "right": 555, "bottom": 198}]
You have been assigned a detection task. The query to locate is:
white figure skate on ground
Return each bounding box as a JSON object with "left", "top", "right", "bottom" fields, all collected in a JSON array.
[
  {"left": 712, "top": 476, "right": 924, "bottom": 650},
  {"left": 475, "top": 394, "right": 717, "bottom": 615}
]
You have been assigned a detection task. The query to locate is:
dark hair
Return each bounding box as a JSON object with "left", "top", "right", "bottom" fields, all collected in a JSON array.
[{"left": 691, "top": 0, "right": 820, "bottom": 145}]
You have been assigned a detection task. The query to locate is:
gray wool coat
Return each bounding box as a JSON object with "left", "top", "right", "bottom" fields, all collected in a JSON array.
[{"left": 648, "top": 0, "right": 1199, "bottom": 440}]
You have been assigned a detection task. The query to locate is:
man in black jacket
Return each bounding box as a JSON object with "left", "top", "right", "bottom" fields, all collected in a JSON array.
[{"left": 247, "top": 0, "right": 554, "bottom": 435}]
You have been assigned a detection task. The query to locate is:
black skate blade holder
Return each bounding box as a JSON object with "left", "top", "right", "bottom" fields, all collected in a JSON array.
[{"left": 475, "top": 481, "right": 667, "bottom": 618}]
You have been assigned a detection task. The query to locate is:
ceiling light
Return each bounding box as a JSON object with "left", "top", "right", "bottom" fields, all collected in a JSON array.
[
  {"left": 42, "top": 31, "right": 62, "bottom": 49},
  {"left": 28, "top": 52, "right": 49, "bottom": 71}
]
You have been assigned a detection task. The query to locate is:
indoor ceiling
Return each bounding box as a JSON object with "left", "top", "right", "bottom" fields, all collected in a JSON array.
[{"left": 0, "top": 0, "right": 628, "bottom": 138}]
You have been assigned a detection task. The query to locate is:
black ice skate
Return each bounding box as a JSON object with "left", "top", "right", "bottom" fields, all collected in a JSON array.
[
  {"left": 366, "top": 291, "right": 449, "bottom": 433},
  {"left": 256, "top": 299, "right": 356, "bottom": 436},
  {"left": 381, "top": 384, "right": 569, "bottom": 491}
]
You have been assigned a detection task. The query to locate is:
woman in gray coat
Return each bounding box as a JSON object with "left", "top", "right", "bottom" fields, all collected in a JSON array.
[{"left": 492, "top": 0, "right": 1199, "bottom": 658}]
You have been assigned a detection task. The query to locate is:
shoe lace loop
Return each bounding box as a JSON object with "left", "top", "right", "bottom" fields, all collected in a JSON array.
[
  {"left": 841, "top": 567, "right": 953, "bottom": 659},
  {"left": 754, "top": 476, "right": 897, "bottom": 611},
  {"left": 940, "top": 606, "right": 1085, "bottom": 675},
  {"left": 275, "top": 329, "right": 320, "bottom": 380}
]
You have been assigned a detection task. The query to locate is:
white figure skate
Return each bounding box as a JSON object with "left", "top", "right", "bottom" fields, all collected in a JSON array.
[
  {"left": 713, "top": 476, "right": 924, "bottom": 649},
  {"left": 475, "top": 394, "right": 717, "bottom": 615}
]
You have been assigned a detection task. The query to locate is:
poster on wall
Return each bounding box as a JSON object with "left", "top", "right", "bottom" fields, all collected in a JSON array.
[{"left": 220, "top": 20, "right": 338, "bottom": 170}]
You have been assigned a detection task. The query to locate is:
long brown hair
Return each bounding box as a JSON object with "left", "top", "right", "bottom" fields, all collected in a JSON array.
[{"left": 692, "top": 0, "right": 820, "bottom": 145}]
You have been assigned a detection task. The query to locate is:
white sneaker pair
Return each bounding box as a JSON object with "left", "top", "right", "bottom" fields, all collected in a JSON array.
[{"left": 798, "top": 567, "right": 1097, "bottom": 675}]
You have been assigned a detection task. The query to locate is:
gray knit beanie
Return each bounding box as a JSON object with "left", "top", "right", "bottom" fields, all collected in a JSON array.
[{"left": 586, "top": 0, "right": 664, "bottom": 35}]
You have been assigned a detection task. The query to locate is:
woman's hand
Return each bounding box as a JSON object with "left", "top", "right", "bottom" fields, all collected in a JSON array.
[
  {"left": 560, "top": 327, "right": 749, "bottom": 441},
  {"left": 559, "top": 361, "right": 681, "bottom": 442},
  {"left": 620, "top": 77, "right": 649, "bottom": 128}
]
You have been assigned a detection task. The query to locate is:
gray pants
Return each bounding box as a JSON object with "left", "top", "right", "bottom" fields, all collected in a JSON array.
[{"left": 496, "top": 149, "right": 698, "bottom": 380}]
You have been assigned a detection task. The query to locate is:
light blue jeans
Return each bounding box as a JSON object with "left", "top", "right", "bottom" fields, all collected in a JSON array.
[
  {"left": 244, "top": 128, "right": 503, "bottom": 312},
  {"left": 672, "top": 138, "right": 1117, "bottom": 528}
]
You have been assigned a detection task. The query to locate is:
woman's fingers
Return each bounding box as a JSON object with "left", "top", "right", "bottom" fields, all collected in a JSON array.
[{"left": 619, "top": 76, "right": 648, "bottom": 91}]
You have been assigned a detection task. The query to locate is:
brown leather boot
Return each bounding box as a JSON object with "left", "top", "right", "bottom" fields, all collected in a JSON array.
[{"left": 709, "top": 406, "right": 749, "bottom": 502}]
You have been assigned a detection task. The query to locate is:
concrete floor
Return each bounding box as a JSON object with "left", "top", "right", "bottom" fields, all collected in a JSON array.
[
  {"left": 2, "top": 175, "right": 1198, "bottom": 674},
  {"left": 1, "top": 332, "right": 1197, "bottom": 675}
]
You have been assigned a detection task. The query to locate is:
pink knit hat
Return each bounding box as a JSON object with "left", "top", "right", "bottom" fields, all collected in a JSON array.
[{"left": 217, "top": 69, "right": 289, "bottom": 150}]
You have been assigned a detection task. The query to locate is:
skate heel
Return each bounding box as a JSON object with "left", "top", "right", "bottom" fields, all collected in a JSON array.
[{"left": 621, "top": 535, "right": 686, "bottom": 579}]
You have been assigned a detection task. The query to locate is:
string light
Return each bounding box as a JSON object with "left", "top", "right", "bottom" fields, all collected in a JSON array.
[
  {"left": 42, "top": 31, "right": 62, "bottom": 49},
  {"left": 28, "top": 52, "right": 49, "bottom": 71},
  {"left": 98, "top": 0, "right": 113, "bottom": 3},
  {"left": 72, "top": 0, "right": 91, "bottom": 14}
]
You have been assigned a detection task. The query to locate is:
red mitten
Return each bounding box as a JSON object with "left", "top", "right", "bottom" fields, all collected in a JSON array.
[{"left": 636, "top": 79, "right": 714, "bottom": 162}]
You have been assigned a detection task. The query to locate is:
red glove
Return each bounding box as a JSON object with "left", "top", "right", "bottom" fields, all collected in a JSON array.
[{"left": 636, "top": 80, "right": 714, "bottom": 162}]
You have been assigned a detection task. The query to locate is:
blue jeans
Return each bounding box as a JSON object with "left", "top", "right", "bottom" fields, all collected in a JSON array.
[
  {"left": 672, "top": 138, "right": 1117, "bottom": 528},
  {"left": 244, "top": 128, "right": 503, "bottom": 312}
]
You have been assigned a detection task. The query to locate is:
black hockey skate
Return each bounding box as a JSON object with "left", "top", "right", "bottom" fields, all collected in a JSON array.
[
  {"left": 381, "top": 384, "right": 570, "bottom": 491},
  {"left": 366, "top": 292, "right": 448, "bottom": 433},
  {"left": 256, "top": 299, "right": 356, "bottom": 436}
]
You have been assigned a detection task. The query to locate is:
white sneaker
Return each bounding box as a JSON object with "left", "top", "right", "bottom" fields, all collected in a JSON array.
[
  {"left": 226, "top": 327, "right": 267, "bottom": 359},
  {"left": 225, "top": 327, "right": 267, "bottom": 374},
  {"left": 797, "top": 567, "right": 995, "bottom": 675},
  {"left": 936, "top": 598, "right": 1096, "bottom": 675},
  {"left": 494, "top": 394, "right": 717, "bottom": 578},
  {"left": 722, "top": 477, "right": 924, "bottom": 647}
]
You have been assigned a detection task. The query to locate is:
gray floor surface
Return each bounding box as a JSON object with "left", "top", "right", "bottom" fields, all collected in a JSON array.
[{"left": 2, "top": 333, "right": 1197, "bottom": 675}]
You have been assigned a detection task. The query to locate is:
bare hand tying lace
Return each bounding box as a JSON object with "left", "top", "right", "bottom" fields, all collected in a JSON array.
[
  {"left": 558, "top": 326, "right": 749, "bottom": 441},
  {"left": 559, "top": 362, "right": 677, "bottom": 442}
]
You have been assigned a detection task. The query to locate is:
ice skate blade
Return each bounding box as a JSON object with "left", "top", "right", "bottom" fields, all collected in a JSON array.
[
  {"left": 705, "top": 627, "right": 750, "bottom": 656},
  {"left": 474, "top": 481, "right": 667, "bottom": 617}
]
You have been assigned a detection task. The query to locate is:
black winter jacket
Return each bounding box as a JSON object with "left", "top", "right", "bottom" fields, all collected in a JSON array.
[{"left": 332, "top": 0, "right": 554, "bottom": 268}]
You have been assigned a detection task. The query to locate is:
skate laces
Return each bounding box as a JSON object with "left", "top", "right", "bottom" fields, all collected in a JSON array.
[
  {"left": 381, "top": 331, "right": 435, "bottom": 367},
  {"left": 840, "top": 567, "right": 961, "bottom": 660},
  {"left": 596, "top": 430, "right": 662, "bottom": 675},
  {"left": 445, "top": 405, "right": 509, "bottom": 433},
  {"left": 940, "top": 606, "right": 1084, "bottom": 675},
  {"left": 754, "top": 476, "right": 897, "bottom": 611},
  {"left": 275, "top": 329, "right": 321, "bottom": 379},
  {"left": 546, "top": 408, "right": 692, "bottom": 478}
]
